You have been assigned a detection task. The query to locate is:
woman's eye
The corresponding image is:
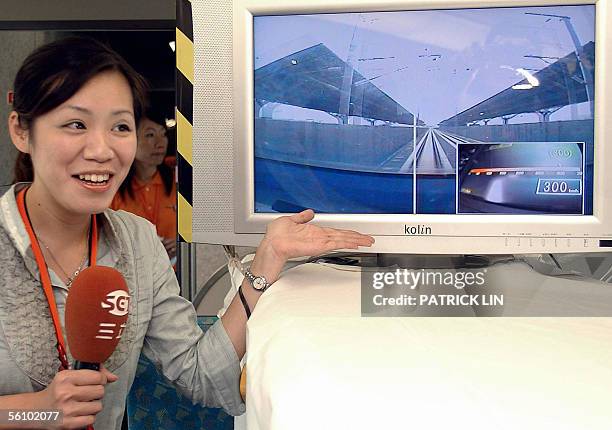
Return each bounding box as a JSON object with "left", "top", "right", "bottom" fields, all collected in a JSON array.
[
  {"left": 114, "top": 124, "right": 132, "bottom": 132},
  {"left": 65, "top": 121, "right": 86, "bottom": 130}
]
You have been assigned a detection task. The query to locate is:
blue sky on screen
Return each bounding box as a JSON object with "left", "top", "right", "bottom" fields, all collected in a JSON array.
[{"left": 254, "top": 5, "right": 594, "bottom": 125}]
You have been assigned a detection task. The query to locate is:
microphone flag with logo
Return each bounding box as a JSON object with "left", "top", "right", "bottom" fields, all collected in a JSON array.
[{"left": 65, "top": 266, "right": 130, "bottom": 369}]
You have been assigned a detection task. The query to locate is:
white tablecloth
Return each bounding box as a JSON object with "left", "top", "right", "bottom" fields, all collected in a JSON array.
[{"left": 245, "top": 262, "right": 612, "bottom": 430}]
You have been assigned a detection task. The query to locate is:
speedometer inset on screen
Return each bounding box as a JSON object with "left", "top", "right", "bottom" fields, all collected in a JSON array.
[{"left": 458, "top": 142, "right": 584, "bottom": 214}]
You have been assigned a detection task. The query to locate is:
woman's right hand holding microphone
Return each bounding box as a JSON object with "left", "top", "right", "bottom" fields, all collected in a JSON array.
[{"left": 35, "top": 367, "right": 117, "bottom": 429}]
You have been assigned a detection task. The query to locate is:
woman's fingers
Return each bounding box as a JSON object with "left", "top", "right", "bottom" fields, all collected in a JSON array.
[
  {"left": 71, "top": 384, "right": 105, "bottom": 402},
  {"left": 66, "top": 399, "right": 104, "bottom": 417},
  {"left": 310, "top": 238, "right": 370, "bottom": 255},
  {"left": 321, "top": 228, "right": 374, "bottom": 246},
  {"left": 162, "top": 238, "right": 176, "bottom": 249},
  {"left": 161, "top": 238, "right": 177, "bottom": 259},
  {"left": 99, "top": 365, "right": 118, "bottom": 383},
  {"left": 288, "top": 209, "right": 315, "bottom": 224},
  {"left": 321, "top": 227, "right": 366, "bottom": 235},
  {"left": 69, "top": 369, "right": 108, "bottom": 386}
]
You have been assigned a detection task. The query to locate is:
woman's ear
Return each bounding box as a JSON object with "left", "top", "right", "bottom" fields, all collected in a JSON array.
[{"left": 8, "top": 111, "right": 31, "bottom": 153}]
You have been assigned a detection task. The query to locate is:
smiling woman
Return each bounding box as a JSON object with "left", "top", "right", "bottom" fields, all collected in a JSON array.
[
  {"left": 11, "top": 71, "right": 138, "bottom": 215},
  {"left": 7, "top": 38, "right": 146, "bottom": 292},
  {"left": 0, "top": 36, "right": 374, "bottom": 430}
]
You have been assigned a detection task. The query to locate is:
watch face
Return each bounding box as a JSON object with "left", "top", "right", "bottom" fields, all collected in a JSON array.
[{"left": 253, "top": 277, "right": 266, "bottom": 290}]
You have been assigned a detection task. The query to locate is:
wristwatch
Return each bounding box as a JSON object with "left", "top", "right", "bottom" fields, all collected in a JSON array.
[{"left": 244, "top": 269, "right": 271, "bottom": 292}]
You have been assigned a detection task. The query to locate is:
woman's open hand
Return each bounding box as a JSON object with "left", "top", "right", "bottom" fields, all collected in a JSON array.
[
  {"left": 264, "top": 209, "right": 374, "bottom": 260},
  {"left": 225, "top": 210, "right": 374, "bottom": 357},
  {"left": 250, "top": 209, "right": 374, "bottom": 283}
]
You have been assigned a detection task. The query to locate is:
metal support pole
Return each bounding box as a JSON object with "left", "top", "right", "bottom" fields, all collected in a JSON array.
[
  {"left": 339, "top": 20, "right": 359, "bottom": 124},
  {"left": 561, "top": 18, "right": 594, "bottom": 118},
  {"left": 178, "top": 241, "right": 197, "bottom": 302},
  {"left": 525, "top": 12, "right": 594, "bottom": 118}
]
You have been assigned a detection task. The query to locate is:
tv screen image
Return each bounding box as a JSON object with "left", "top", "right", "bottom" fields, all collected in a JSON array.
[{"left": 253, "top": 5, "right": 594, "bottom": 215}]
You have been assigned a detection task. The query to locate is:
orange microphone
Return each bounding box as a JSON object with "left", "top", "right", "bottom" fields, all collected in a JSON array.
[{"left": 65, "top": 266, "right": 130, "bottom": 371}]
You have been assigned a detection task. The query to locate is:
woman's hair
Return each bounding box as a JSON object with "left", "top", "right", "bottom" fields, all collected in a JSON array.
[
  {"left": 118, "top": 112, "right": 174, "bottom": 199},
  {"left": 12, "top": 36, "right": 148, "bottom": 183}
]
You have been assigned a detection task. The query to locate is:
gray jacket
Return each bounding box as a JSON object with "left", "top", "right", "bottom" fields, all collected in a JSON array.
[{"left": 0, "top": 184, "right": 245, "bottom": 429}]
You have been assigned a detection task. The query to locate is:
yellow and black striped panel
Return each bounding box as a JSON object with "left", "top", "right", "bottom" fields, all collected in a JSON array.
[{"left": 176, "top": 0, "right": 193, "bottom": 243}]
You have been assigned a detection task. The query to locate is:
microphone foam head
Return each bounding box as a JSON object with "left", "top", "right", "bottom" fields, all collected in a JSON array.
[{"left": 65, "top": 266, "right": 130, "bottom": 364}]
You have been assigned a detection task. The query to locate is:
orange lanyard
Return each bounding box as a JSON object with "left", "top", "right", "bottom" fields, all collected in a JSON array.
[{"left": 16, "top": 187, "right": 97, "bottom": 371}]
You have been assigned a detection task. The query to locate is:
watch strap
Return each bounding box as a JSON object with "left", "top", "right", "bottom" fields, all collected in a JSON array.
[{"left": 238, "top": 286, "right": 251, "bottom": 319}]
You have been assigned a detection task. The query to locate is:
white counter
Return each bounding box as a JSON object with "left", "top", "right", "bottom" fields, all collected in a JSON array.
[{"left": 245, "top": 262, "right": 612, "bottom": 430}]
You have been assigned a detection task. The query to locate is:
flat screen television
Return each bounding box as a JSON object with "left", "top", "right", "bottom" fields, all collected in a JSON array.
[{"left": 187, "top": 0, "right": 612, "bottom": 253}]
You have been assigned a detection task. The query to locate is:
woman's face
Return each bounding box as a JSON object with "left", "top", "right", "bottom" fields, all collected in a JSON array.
[
  {"left": 16, "top": 70, "right": 137, "bottom": 216},
  {"left": 134, "top": 118, "right": 168, "bottom": 168}
]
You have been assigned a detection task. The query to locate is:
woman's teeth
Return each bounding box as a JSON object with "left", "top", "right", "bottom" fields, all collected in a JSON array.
[{"left": 78, "top": 173, "right": 110, "bottom": 183}]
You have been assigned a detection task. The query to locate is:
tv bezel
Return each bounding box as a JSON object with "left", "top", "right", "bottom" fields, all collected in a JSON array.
[{"left": 230, "top": 0, "right": 611, "bottom": 253}]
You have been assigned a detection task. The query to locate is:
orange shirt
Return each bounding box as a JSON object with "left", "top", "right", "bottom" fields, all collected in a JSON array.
[{"left": 111, "top": 171, "right": 177, "bottom": 241}]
